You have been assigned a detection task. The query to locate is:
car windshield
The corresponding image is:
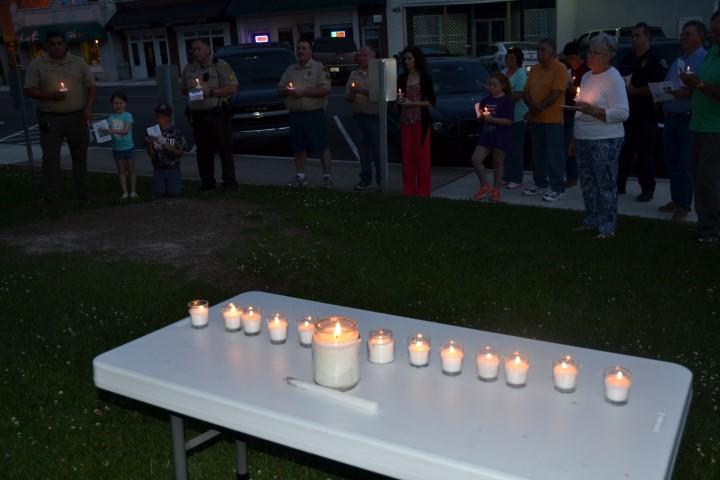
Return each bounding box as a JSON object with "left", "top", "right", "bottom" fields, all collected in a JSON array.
[
  {"left": 313, "top": 38, "right": 357, "bottom": 53},
  {"left": 223, "top": 52, "right": 294, "bottom": 86},
  {"left": 430, "top": 62, "right": 488, "bottom": 95}
]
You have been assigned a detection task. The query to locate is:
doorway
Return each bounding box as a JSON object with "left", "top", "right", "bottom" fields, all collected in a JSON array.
[{"left": 128, "top": 32, "right": 169, "bottom": 79}]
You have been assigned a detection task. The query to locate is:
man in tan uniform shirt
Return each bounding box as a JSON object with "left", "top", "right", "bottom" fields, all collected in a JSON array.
[
  {"left": 24, "top": 31, "right": 96, "bottom": 205},
  {"left": 278, "top": 40, "right": 333, "bottom": 187}
]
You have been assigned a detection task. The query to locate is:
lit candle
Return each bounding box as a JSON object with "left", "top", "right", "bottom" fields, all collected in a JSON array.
[
  {"left": 297, "top": 316, "right": 315, "bottom": 347},
  {"left": 482, "top": 106, "right": 490, "bottom": 117},
  {"left": 351, "top": 81, "right": 356, "bottom": 89},
  {"left": 222, "top": 302, "right": 242, "bottom": 332},
  {"left": 504, "top": 351, "right": 529, "bottom": 387},
  {"left": 241, "top": 305, "right": 262, "bottom": 336},
  {"left": 288, "top": 81, "right": 294, "bottom": 90},
  {"left": 552, "top": 355, "right": 579, "bottom": 393},
  {"left": 407, "top": 334, "right": 430, "bottom": 367},
  {"left": 59, "top": 81, "right": 68, "bottom": 93},
  {"left": 312, "top": 317, "right": 360, "bottom": 390},
  {"left": 604, "top": 366, "right": 632, "bottom": 404},
  {"left": 440, "top": 341, "right": 464, "bottom": 376},
  {"left": 576, "top": 86, "right": 581, "bottom": 98},
  {"left": 267, "top": 313, "right": 288, "bottom": 344},
  {"left": 187, "top": 299, "right": 209, "bottom": 329},
  {"left": 368, "top": 329, "right": 394, "bottom": 364},
  {"left": 397, "top": 88, "right": 403, "bottom": 98},
  {"left": 475, "top": 346, "right": 500, "bottom": 381},
  {"left": 685, "top": 65, "right": 693, "bottom": 74},
  {"left": 194, "top": 78, "right": 201, "bottom": 89}
]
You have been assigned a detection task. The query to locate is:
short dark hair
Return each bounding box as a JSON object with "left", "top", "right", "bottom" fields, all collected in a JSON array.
[
  {"left": 297, "top": 39, "right": 313, "bottom": 50},
  {"left": 191, "top": 38, "right": 210, "bottom": 48},
  {"left": 682, "top": 20, "right": 707, "bottom": 38},
  {"left": 110, "top": 91, "right": 128, "bottom": 103},
  {"left": 538, "top": 38, "right": 557, "bottom": 54},
  {"left": 402, "top": 46, "right": 428, "bottom": 74},
  {"left": 46, "top": 31, "right": 64, "bottom": 43},
  {"left": 488, "top": 71, "right": 512, "bottom": 96},
  {"left": 506, "top": 47, "right": 524, "bottom": 67},
  {"left": 563, "top": 41, "right": 581, "bottom": 57},
  {"left": 633, "top": 22, "right": 652, "bottom": 38}
]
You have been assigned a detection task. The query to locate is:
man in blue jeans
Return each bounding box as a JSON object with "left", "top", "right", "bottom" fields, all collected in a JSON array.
[
  {"left": 346, "top": 46, "right": 380, "bottom": 190},
  {"left": 661, "top": 21, "right": 707, "bottom": 221}
]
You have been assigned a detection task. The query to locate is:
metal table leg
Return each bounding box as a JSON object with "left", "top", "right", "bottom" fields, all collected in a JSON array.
[
  {"left": 236, "top": 436, "right": 249, "bottom": 480},
  {"left": 170, "top": 414, "right": 188, "bottom": 480}
]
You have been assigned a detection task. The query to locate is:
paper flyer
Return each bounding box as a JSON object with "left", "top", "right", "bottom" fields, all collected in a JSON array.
[
  {"left": 92, "top": 120, "right": 112, "bottom": 144},
  {"left": 648, "top": 81, "right": 675, "bottom": 103}
]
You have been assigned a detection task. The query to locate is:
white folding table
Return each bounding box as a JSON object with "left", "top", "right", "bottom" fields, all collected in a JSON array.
[{"left": 93, "top": 291, "right": 692, "bottom": 480}]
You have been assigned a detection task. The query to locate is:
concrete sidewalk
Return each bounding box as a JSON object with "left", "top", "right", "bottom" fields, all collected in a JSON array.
[{"left": 0, "top": 142, "right": 693, "bottom": 223}]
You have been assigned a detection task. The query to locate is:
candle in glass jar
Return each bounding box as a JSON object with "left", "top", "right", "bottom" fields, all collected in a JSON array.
[
  {"left": 440, "top": 341, "right": 464, "bottom": 376},
  {"left": 604, "top": 366, "right": 632, "bottom": 404},
  {"left": 553, "top": 355, "right": 579, "bottom": 393},
  {"left": 222, "top": 302, "right": 242, "bottom": 331},
  {"left": 267, "top": 313, "right": 288, "bottom": 344},
  {"left": 241, "top": 305, "right": 262, "bottom": 336},
  {"left": 407, "top": 334, "right": 430, "bottom": 367},
  {"left": 297, "top": 316, "right": 315, "bottom": 347},
  {"left": 504, "top": 352, "right": 529, "bottom": 387},
  {"left": 368, "top": 329, "right": 394, "bottom": 364},
  {"left": 476, "top": 346, "right": 500, "bottom": 381},
  {"left": 312, "top": 317, "right": 360, "bottom": 391},
  {"left": 187, "top": 299, "right": 209, "bottom": 329}
]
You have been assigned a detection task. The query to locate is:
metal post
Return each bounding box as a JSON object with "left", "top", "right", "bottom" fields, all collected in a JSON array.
[
  {"left": 156, "top": 65, "right": 178, "bottom": 124},
  {"left": 170, "top": 414, "right": 188, "bottom": 480},
  {"left": 378, "top": 63, "right": 389, "bottom": 193},
  {"left": 8, "top": 68, "right": 34, "bottom": 168},
  {"left": 235, "top": 437, "right": 248, "bottom": 480}
]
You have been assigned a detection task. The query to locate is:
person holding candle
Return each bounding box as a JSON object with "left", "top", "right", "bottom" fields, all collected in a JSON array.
[
  {"left": 397, "top": 46, "right": 436, "bottom": 197},
  {"left": 144, "top": 103, "right": 190, "bottom": 198},
  {"left": 24, "top": 31, "right": 96, "bottom": 207},
  {"left": 569, "top": 34, "right": 629, "bottom": 238},
  {"left": 103, "top": 91, "right": 136, "bottom": 201},
  {"left": 471, "top": 73, "right": 514, "bottom": 202},
  {"left": 562, "top": 42, "right": 590, "bottom": 189},
  {"left": 501, "top": 47, "right": 528, "bottom": 190}
]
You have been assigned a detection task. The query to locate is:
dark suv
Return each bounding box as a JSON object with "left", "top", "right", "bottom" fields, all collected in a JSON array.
[
  {"left": 312, "top": 37, "right": 358, "bottom": 84},
  {"left": 214, "top": 44, "right": 296, "bottom": 144}
]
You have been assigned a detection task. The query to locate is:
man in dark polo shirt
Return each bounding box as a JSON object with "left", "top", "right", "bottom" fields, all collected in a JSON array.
[
  {"left": 24, "top": 31, "right": 96, "bottom": 205},
  {"left": 617, "top": 22, "right": 668, "bottom": 201}
]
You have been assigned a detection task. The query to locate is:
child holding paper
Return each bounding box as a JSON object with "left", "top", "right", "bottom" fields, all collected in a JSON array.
[
  {"left": 103, "top": 91, "right": 136, "bottom": 200},
  {"left": 145, "top": 103, "right": 189, "bottom": 198}
]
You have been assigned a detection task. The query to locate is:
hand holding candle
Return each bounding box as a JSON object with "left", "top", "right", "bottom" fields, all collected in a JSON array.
[
  {"left": 222, "top": 302, "right": 242, "bottom": 331},
  {"left": 188, "top": 300, "right": 209, "bottom": 329},
  {"left": 267, "top": 313, "right": 288, "bottom": 344},
  {"left": 407, "top": 334, "right": 430, "bottom": 367},
  {"left": 553, "top": 355, "right": 579, "bottom": 393}
]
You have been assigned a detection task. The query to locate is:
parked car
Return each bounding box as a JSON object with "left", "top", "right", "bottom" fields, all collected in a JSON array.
[
  {"left": 312, "top": 37, "right": 358, "bottom": 84},
  {"left": 477, "top": 42, "right": 539, "bottom": 72},
  {"left": 214, "top": 44, "right": 296, "bottom": 146},
  {"left": 416, "top": 44, "right": 453, "bottom": 57},
  {"left": 576, "top": 26, "right": 666, "bottom": 51}
]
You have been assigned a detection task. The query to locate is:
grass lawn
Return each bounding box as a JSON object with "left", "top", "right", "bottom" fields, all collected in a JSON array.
[{"left": 1, "top": 165, "right": 718, "bottom": 479}]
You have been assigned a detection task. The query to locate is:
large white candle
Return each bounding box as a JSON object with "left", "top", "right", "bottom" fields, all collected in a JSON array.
[
  {"left": 222, "top": 302, "right": 242, "bottom": 331},
  {"left": 187, "top": 300, "right": 209, "bottom": 329},
  {"left": 476, "top": 346, "right": 500, "bottom": 381},
  {"left": 504, "top": 352, "right": 529, "bottom": 387},
  {"left": 267, "top": 313, "right": 288, "bottom": 344},
  {"left": 297, "top": 316, "right": 315, "bottom": 347},
  {"left": 604, "top": 366, "right": 632, "bottom": 404},
  {"left": 368, "top": 329, "right": 394, "bottom": 364},
  {"left": 312, "top": 317, "right": 360, "bottom": 391},
  {"left": 241, "top": 305, "right": 262, "bottom": 336},
  {"left": 407, "top": 334, "right": 430, "bottom": 367},
  {"left": 440, "top": 341, "right": 464, "bottom": 376},
  {"left": 553, "top": 356, "right": 579, "bottom": 393}
]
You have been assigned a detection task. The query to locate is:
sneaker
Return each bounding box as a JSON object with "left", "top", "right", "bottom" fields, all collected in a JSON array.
[
  {"left": 636, "top": 192, "right": 653, "bottom": 202},
  {"left": 354, "top": 181, "right": 372, "bottom": 191},
  {"left": 286, "top": 174, "right": 308, "bottom": 187},
  {"left": 130, "top": 192, "right": 138, "bottom": 199},
  {"left": 472, "top": 185, "right": 492, "bottom": 201},
  {"left": 522, "top": 185, "right": 546, "bottom": 196},
  {"left": 542, "top": 191, "right": 565, "bottom": 202},
  {"left": 596, "top": 232, "right": 615, "bottom": 239},
  {"left": 120, "top": 192, "right": 129, "bottom": 201},
  {"left": 697, "top": 235, "right": 720, "bottom": 245},
  {"left": 658, "top": 201, "right": 677, "bottom": 213},
  {"left": 566, "top": 179, "right": 578, "bottom": 188},
  {"left": 322, "top": 175, "right": 333, "bottom": 189},
  {"left": 506, "top": 182, "right": 523, "bottom": 190},
  {"left": 672, "top": 208, "right": 689, "bottom": 222},
  {"left": 490, "top": 188, "right": 501, "bottom": 202}
]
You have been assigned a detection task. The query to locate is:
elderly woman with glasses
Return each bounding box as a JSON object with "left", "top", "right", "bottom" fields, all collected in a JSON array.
[{"left": 569, "top": 33, "right": 630, "bottom": 238}]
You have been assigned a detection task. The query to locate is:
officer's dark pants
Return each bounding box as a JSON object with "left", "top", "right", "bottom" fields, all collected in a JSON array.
[
  {"left": 618, "top": 113, "right": 657, "bottom": 195},
  {"left": 193, "top": 110, "right": 237, "bottom": 189},
  {"left": 38, "top": 110, "right": 89, "bottom": 202}
]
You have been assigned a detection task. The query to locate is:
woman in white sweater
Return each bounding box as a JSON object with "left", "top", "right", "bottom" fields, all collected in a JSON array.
[{"left": 570, "top": 33, "right": 630, "bottom": 238}]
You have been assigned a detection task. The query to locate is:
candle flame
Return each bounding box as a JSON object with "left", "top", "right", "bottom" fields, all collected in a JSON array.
[
  {"left": 273, "top": 314, "right": 280, "bottom": 325},
  {"left": 561, "top": 361, "right": 568, "bottom": 369},
  {"left": 514, "top": 355, "right": 521, "bottom": 365},
  {"left": 485, "top": 352, "right": 493, "bottom": 359},
  {"left": 333, "top": 321, "right": 342, "bottom": 337},
  {"left": 351, "top": 81, "right": 356, "bottom": 87},
  {"left": 303, "top": 320, "right": 310, "bottom": 327},
  {"left": 449, "top": 345, "right": 455, "bottom": 354},
  {"left": 60, "top": 82, "right": 65, "bottom": 89},
  {"left": 195, "top": 78, "right": 200, "bottom": 88},
  {"left": 616, "top": 371, "right": 623, "bottom": 380},
  {"left": 288, "top": 81, "right": 294, "bottom": 89},
  {"left": 229, "top": 303, "right": 237, "bottom": 312},
  {"left": 576, "top": 87, "right": 580, "bottom": 96},
  {"left": 415, "top": 340, "right": 422, "bottom": 348}
]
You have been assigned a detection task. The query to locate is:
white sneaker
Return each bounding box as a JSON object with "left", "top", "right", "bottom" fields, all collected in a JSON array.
[
  {"left": 286, "top": 174, "right": 308, "bottom": 187},
  {"left": 542, "top": 191, "right": 565, "bottom": 202},
  {"left": 506, "top": 182, "right": 523, "bottom": 190},
  {"left": 522, "top": 186, "right": 546, "bottom": 196},
  {"left": 129, "top": 192, "right": 138, "bottom": 199},
  {"left": 322, "top": 175, "right": 333, "bottom": 189},
  {"left": 120, "top": 192, "right": 129, "bottom": 200}
]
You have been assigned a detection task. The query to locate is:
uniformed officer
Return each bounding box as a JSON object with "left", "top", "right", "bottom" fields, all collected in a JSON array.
[
  {"left": 181, "top": 39, "right": 238, "bottom": 191},
  {"left": 24, "top": 31, "right": 96, "bottom": 206},
  {"left": 278, "top": 40, "right": 333, "bottom": 187},
  {"left": 617, "top": 22, "right": 668, "bottom": 202}
]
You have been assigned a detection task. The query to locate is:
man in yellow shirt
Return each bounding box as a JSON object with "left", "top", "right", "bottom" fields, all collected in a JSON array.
[{"left": 523, "top": 38, "right": 569, "bottom": 202}]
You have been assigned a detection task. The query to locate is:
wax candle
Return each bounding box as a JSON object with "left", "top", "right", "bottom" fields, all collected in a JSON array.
[
  {"left": 552, "top": 355, "right": 579, "bottom": 393},
  {"left": 194, "top": 77, "right": 201, "bottom": 88},
  {"left": 351, "top": 81, "right": 356, "bottom": 89},
  {"left": 241, "top": 305, "right": 262, "bottom": 336},
  {"left": 59, "top": 81, "right": 68, "bottom": 93},
  {"left": 440, "top": 341, "right": 464, "bottom": 376},
  {"left": 576, "top": 86, "right": 581, "bottom": 98},
  {"left": 368, "top": 329, "right": 394, "bottom": 364},
  {"left": 407, "top": 334, "right": 430, "bottom": 367},
  {"left": 482, "top": 106, "right": 490, "bottom": 116},
  {"left": 297, "top": 316, "right": 315, "bottom": 347},
  {"left": 604, "top": 366, "right": 632, "bottom": 404},
  {"left": 187, "top": 299, "right": 209, "bottom": 329},
  {"left": 222, "top": 302, "right": 242, "bottom": 332},
  {"left": 476, "top": 346, "right": 500, "bottom": 381},
  {"left": 288, "top": 81, "right": 294, "bottom": 90},
  {"left": 504, "top": 351, "right": 529, "bottom": 387},
  {"left": 312, "top": 317, "right": 360, "bottom": 390},
  {"left": 267, "top": 313, "right": 288, "bottom": 344}
]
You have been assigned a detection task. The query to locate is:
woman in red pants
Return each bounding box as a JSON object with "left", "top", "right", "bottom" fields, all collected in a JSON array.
[{"left": 397, "top": 46, "right": 436, "bottom": 196}]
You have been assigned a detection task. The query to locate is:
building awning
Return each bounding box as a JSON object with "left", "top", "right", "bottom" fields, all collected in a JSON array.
[
  {"left": 107, "top": 0, "right": 229, "bottom": 30},
  {"left": 16, "top": 22, "right": 107, "bottom": 45},
  {"left": 226, "top": 0, "right": 384, "bottom": 16}
]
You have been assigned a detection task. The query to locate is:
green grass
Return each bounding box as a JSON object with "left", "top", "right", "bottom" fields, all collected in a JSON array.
[{"left": 1, "top": 165, "right": 718, "bottom": 479}]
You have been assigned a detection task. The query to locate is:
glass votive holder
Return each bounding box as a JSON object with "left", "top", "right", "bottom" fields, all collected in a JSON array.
[
  {"left": 368, "top": 329, "right": 394, "bottom": 364},
  {"left": 504, "top": 351, "right": 529, "bottom": 388},
  {"left": 552, "top": 355, "right": 579, "bottom": 393},
  {"left": 407, "top": 334, "right": 431, "bottom": 367},
  {"left": 267, "top": 313, "right": 288, "bottom": 344},
  {"left": 222, "top": 302, "right": 242, "bottom": 332},
  {"left": 187, "top": 299, "right": 209, "bottom": 329},
  {"left": 440, "top": 340, "right": 464, "bottom": 376},
  {"left": 241, "top": 305, "right": 262, "bottom": 336},
  {"left": 476, "top": 346, "right": 500, "bottom": 381},
  {"left": 604, "top": 366, "right": 632, "bottom": 405},
  {"left": 297, "top": 316, "right": 315, "bottom": 347}
]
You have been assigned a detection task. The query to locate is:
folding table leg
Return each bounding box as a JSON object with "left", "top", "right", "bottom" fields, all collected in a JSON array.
[
  {"left": 170, "top": 414, "right": 188, "bottom": 480},
  {"left": 235, "top": 437, "right": 248, "bottom": 480}
]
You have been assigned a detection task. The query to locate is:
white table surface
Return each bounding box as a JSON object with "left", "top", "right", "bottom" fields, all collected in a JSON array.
[{"left": 93, "top": 291, "right": 692, "bottom": 480}]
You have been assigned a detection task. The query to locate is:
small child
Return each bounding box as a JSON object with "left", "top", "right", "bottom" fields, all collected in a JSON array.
[
  {"left": 104, "top": 91, "right": 136, "bottom": 200},
  {"left": 145, "top": 103, "right": 189, "bottom": 198},
  {"left": 471, "top": 72, "right": 515, "bottom": 202}
]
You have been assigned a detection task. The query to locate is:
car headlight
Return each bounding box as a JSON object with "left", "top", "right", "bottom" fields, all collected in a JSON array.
[{"left": 432, "top": 121, "right": 449, "bottom": 134}]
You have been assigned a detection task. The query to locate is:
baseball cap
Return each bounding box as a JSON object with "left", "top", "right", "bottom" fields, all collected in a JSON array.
[{"left": 154, "top": 103, "right": 173, "bottom": 115}]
